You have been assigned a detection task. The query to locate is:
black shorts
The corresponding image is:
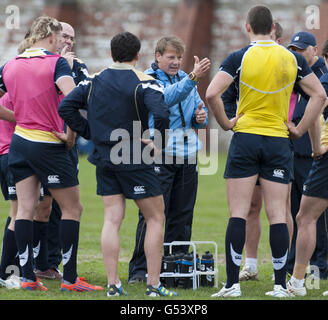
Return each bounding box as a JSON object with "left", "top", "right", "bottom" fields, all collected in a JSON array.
[
  {"left": 96, "top": 165, "right": 162, "bottom": 199},
  {"left": 224, "top": 132, "right": 292, "bottom": 184},
  {"left": 303, "top": 152, "right": 328, "bottom": 199},
  {"left": 0, "top": 153, "right": 16, "bottom": 200},
  {"left": 8, "top": 134, "right": 79, "bottom": 189},
  {"left": 42, "top": 144, "right": 79, "bottom": 197}
]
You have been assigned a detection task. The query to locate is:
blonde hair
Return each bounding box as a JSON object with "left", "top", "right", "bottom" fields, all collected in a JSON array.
[
  {"left": 155, "top": 36, "right": 185, "bottom": 56},
  {"left": 26, "top": 16, "right": 62, "bottom": 46},
  {"left": 17, "top": 29, "right": 31, "bottom": 54},
  {"left": 17, "top": 39, "right": 30, "bottom": 54}
]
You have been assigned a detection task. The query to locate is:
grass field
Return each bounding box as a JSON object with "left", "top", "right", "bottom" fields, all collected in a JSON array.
[{"left": 0, "top": 153, "right": 327, "bottom": 302}]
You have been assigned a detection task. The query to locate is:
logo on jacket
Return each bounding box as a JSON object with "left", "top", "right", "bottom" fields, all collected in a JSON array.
[{"left": 154, "top": 166, "right": 161, "bottom": 174}]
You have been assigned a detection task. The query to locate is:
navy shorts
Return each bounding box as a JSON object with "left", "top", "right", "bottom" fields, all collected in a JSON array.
[
  {"left": 42, "top": 144, "right": 79, "bottom": 197},
  {"left": 96, "top": 165, "right": 162, "bottom": 199},
  {"left": 0, "top": 153, "right": 17, "bottom": 200},
  {"left": 224, "top": 132, "right": 292, "bottom": 184},
  {"left": 8, "top": 134, "right": 79, "bottom": 189},
  {"left": 303, "top": 152, "right": 328, "bottom": 199}
]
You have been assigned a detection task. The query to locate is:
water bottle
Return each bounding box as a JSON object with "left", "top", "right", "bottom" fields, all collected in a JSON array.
[
  {"left": 161, "top": 254, "right": 176, "bottom": 288},
  {"left": 200, "top": 251, "right": 214, "bottom": 287},
  {"left": 179, "top": 253, "right": 194, "bottom": 289},
  {"left": 174, "top": 252, "right": 185, "bottom": 287},
  {"left": 174, "top": 252, "right": 184, "bottom": 272}
]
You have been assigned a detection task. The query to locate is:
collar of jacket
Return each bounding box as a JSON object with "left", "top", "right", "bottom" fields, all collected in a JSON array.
[
  {"left": 146, "top": 62, "right": 187, "bottom": 81},
  {"left": 312, "top": 56, "right": 327, "bottom": 75},
  {"left": 155, "top": 68, "right": 185, "bottom": 82},
  {"left": 110, "top": 62, "right": 135, "bottom": 70},
  {"left": 151, "top": 61, "right": 159, "bottom": 71}
]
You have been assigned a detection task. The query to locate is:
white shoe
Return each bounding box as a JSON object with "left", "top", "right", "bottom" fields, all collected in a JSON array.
[
  {"left": 323, "top": 291, "right": 328, "bottom": 296},
  {"left": 287, "top": 280, "right": 306, "bottom": 296},
  {"left": 0, "top": 274, "right": 22, "bottom": 289},
  {"left": 211, "top": 283, "right": 241, "bottom": 297},
  {"left": 265, "top": 285, "right": 294, "bottom": 298},
  {"left": 239, "top": 265, "right": 258, "bottom": 281}
]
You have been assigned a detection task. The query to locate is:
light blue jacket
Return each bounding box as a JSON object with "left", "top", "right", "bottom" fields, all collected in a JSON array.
[{"left": 145, "top": 63, "right": 208, "bottom": 159}]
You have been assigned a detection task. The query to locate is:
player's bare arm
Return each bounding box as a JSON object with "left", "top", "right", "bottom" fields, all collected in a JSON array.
[
  {"left": 206, "top": 71, "right": 242, "bottom": 130},
  {"left": 0, "top": 104, "right": 15, "bottom": 122},
  {"left": 288, "top": 73, "right": 326, "bottom": 140},
  {"left": 56, "top": 75, "right": 77, "bottom": 149}
]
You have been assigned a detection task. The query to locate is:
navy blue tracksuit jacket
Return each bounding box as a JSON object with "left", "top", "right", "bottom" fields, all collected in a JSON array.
[{"left": 58, "top": 62, "right": 169, "bottom": 171}]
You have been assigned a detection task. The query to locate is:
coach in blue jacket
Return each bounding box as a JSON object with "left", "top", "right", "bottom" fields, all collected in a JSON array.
[{"left": 128, "top": 36, "right": 211, "bottom": 283}]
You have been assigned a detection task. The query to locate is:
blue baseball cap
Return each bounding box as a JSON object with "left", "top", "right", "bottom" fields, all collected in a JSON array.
[{"left": 288, "top": 31, "right": 317, "bottom": 49}]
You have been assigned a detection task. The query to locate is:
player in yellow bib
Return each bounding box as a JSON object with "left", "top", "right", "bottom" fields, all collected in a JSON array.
[
  {"left": 206, "top": 5, "right": 326, "bottom": 298},
  {"left": 235, "top": 42, "right": 296, "bottom": 137}
]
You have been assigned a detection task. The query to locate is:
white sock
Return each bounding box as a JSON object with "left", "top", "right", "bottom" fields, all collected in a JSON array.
[
  {"left": 245, "top": 258, "right": 258, "bottom": 272},
  {"left": 290, "top": 276, "right": 304, "bottom": 288},
  {"left": 108, "top": 281, "right": 121, "bottom": 288},
  {"left": 152, "top": 282, "right": 161, "bottom": 289}
]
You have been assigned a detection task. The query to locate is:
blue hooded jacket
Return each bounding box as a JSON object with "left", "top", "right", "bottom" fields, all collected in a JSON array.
[{"left": 145, "top": 62, "right": 208, "bottom": 159}]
